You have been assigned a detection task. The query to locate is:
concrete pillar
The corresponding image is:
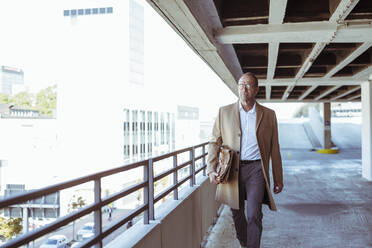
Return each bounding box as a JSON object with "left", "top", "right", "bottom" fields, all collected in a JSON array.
[
  {"left": 362, "top": 80, "right": 372, "bottom": 181},
  {"left": 22, "top": 207, "right": 29, "bottom": 234},
  {"left": 323, "top": 102, "right": 332, "bottom": 149}
]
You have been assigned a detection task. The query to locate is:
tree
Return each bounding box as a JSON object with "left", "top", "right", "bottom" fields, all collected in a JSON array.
[
  {"left": 68, "top": 194, "right": 86, "bottom": 241},
  {"left": 35, "top": 85, "right": 57, "bottom": 116},
  {"left": 9, "top": 91, "right": 33, "bottom": 108},
  {"left": 0, "top": 93, "right": 10, "bottom": 104},
  {"left": 0, "top": 217, "right": 23, "bottom": 240}
]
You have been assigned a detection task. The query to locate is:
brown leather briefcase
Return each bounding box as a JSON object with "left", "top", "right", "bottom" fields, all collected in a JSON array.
[{"left": 216, "top": 146, "right": 233, "bottom": 183}]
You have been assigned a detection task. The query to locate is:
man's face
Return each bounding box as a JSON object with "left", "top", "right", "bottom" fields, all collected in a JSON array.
[{"left": 238, "top": 76, "right": 258, "bottom": 103}]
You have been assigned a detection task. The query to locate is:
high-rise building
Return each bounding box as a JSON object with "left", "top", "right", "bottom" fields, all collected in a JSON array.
[
  {"left": 0, "top": 66, "right": 24, "bottom": 96},
  {"left": 123, "top": 107, "right": 175, "bottom": 163}
]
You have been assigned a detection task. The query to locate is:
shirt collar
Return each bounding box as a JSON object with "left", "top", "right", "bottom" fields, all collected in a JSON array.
[{"left": 239, "top": 101, "right": 256, "bottom": 114}]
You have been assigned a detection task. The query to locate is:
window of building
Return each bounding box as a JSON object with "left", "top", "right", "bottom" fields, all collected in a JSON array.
[
  {"left": 78, "top": 9, "right": 84, "bottom": 15},
  {"left": 92, "top": 8, "right": 98, "bottom": 14},
  {"left": 63, "top": 10, "right": 70, "bottom": 16}
]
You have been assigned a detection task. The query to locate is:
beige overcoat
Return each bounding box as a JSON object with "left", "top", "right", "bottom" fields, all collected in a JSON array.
[{"left": 206, "top": 101, "right": 283, "bottom": 211}]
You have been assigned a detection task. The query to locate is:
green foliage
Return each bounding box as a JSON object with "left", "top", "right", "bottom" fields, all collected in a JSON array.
[
  {"left": 35, "top": 85, "right": 57, "bottom": 116},
  {"left": 10, "top": 92, "right": 33, "bottom": 108},
  {"left": 68, "top": 194, "right": 87, "bottom": 212},
  {"left": 0, "top": 84, "right": 57, "bottom": 117},
  {"left": 0, "top": 217, "right": 23, "bottom": 240},
  {"left": 0, "top": 93, "right": 10, "bottom": 104}
]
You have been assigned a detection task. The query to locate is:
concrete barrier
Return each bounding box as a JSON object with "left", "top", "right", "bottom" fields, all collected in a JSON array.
[{"left": 107, "top": 176, "right": 220, "bottom": 248}]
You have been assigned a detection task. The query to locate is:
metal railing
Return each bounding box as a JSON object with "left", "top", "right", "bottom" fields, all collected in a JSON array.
[{"left": 0, "top": 142, "right": 209, "bottom": 248}]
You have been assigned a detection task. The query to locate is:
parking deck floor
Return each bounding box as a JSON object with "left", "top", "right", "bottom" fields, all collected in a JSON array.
[{"left": 205, "top": 149, "right": 372, "bottom": 248}]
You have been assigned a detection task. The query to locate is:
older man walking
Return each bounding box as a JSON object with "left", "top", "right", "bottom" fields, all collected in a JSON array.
[{"left": 207, "top": 72, "right": 283, "bottom": 248}]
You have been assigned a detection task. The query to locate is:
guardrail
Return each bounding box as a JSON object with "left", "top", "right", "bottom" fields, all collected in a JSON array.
[{"left": 0, "top": 142, "right": 209, "bottom": 248}]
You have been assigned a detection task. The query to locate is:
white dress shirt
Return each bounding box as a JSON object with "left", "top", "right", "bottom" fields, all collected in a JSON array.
[{"left": 239, "top": 101, "right": 261, "bottom": 160}]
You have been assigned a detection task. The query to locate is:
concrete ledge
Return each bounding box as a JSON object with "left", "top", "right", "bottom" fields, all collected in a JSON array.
[{"left": 106, "top": 176, "right": 219, "bottom": 248}]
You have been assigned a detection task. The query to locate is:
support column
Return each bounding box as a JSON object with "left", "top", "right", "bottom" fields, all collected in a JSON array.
[
  {"left": 22, "top": 207, "right": 29, "bottom": 234},
  {"left": 362, "top": 80, "right": 372, "bottom": 181},
  {"left": 323, "top": 102, "right": 332, "bottom": 149}
]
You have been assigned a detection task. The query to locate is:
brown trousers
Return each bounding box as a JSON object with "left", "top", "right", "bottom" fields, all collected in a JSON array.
[{"left": 230, "top": 160, "right": 266, "bottom": 248}]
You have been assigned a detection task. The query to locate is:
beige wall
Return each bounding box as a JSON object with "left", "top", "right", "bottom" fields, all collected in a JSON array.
[{"left": 131, "top": 178, "right": 219, "bottom": 248}]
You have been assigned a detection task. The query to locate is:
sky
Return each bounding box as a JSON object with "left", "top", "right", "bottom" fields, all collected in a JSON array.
[{"left": 0, "top": 0, "right": 304, "bottom": 121}]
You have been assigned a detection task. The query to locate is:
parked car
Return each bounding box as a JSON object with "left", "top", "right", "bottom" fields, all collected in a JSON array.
[
  {"left": 76, "top": 222, "right": 95, "bottom": 241},
  {"left": 70, "top": 233, "right": 94, "bottom": 248},
  {"left": 40, "top": 234, "right": 68, "bottom": 248}
]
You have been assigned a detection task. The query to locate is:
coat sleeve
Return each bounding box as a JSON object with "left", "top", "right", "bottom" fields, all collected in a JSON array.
[
  {"left": 206, "top": 108, "right": 222, "bottom": 175},
  {"left": 271, "top": 111, "right": 283, "bottom": 185}
]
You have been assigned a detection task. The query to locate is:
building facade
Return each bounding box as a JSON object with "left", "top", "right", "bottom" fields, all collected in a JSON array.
[{"left": 0, "top": 66, "right": 24, "bottom": 96}]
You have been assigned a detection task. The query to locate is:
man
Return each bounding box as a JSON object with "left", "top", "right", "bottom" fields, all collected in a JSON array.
[{"left": 207, "top": 72, "right": 283, "bottom": 248}]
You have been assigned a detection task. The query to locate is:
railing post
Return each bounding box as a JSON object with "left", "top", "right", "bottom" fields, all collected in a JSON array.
[
  {"left": 148, "top": 158, "right": 155, "bottom": 220},
  {"left": 94, "top": 179, "right": 102, "bottom": 248},
  {"left": 173, "top": 155, "right": 178, "bottom": 200},
  {"left": 190, "top": 147, "right": 195, "bottom": 186},
  {"left": 202, "top": 145, "right": 206, "bottom": 176},
  {"left": 143, "top": 163, "right": 149, "bottom": 224}
]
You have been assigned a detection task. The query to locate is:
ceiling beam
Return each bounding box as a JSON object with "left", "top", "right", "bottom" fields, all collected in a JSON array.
[
  {"left": 289, "top": 0, "right": 360, "bottom": 101},
  {"left": 298, "top": 85, "right": 318, "bottom": 100},
  {"left": 315, "top": 85, "right": 342, "bottom": 100},
  {"left": 267, "top": 0, "right": 288, "bottom": 82},
  {"left": 347, "top": 94, "right": 361, "bottom": 100},
  {"left": 259, "top": 77, "right": 362, "bottom": 86},
  {"left": 216, "top": 22, "right": 337, "bottom": 44},
  {"left": 324, "top": 42, "right": 372, "bottom": 78},
  {"left": 223, "top": 16, "right": 268, "bottom": 22},
  {"left": 267, "top": 43, "right": 279, "bottom": 80},
  {"left": 216, "top": 21, "right": 372, "bottom": 44},
  {"left": 266, "top": 85, "right": 271, "bottom": 100},
  {"left": 281, "top": 85, "right": 294, "bottom": 100},
  {"left": 329, "top": 0, "right": 359, "bottom": 22},
  {"left": 353, "top": 65, "right": 372, "bottom": 79},
  {"left": 330, "top": 86, "right": 361, "bottom": 100},
  {"left": 296, "top": 0, "right": 360, "bottom": 78}
]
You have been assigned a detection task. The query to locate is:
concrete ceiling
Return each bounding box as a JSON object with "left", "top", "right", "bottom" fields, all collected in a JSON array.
[{"left": 146, "top": 0, "right": 372, "bottom": 102}]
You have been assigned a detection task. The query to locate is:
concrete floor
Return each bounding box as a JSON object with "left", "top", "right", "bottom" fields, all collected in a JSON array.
[{"left": 205, "top": 149, "right": 372, "bottom": 248}]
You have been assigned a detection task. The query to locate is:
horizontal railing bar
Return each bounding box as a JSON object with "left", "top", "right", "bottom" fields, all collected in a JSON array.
[
  {"left": 153, "top": 167, "right": 177, "bottom": 183},
  {"left": 1, "top": 201, "right": 99, "bottom": 248},
  {"left": 178, "top": 160, "right": 192, "bottom": 170},
  {"left": 154, "top": 175, "right": 192, "bottom": 203},
  {"left": 1, "top": 181, "right": 149, "bottom": 248},
  {"left": 80, "top": 204, "right": 147, "bottom": 248},
  {"left": 0, "top": 161, "right": 147, "bottom": 208},
  {"left": 0, "top": 142, "right": 209, "bottom": 248},
  {"left": 153, "top": 156, "right": 204, "bottom": 184},
  {"left": 101, "top": 181, "right": 147, "bottom": 207},
  {"left": 152, "top": 147, "right": 191, "bottom": 162},
  {"left": 195, "top": 153, "right": 207, "bottom": 161},
  {"left": 195, "top": 165, "right": 207, "bottom": 175},
  {"left": 194, "top": 142, "right": 208, "bottom": 149}
]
